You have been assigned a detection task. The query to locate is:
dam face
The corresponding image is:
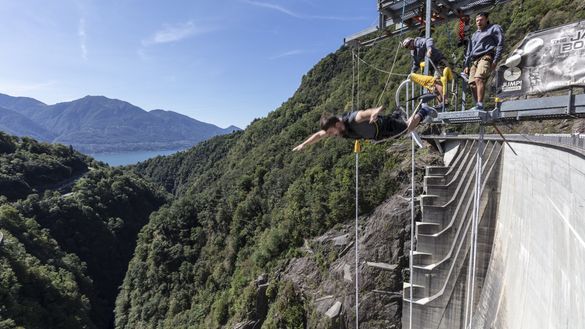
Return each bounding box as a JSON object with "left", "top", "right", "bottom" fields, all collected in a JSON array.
[
  {"left": 474, "top": 141, "right": 585, "bottom": 329},
  {"left": 403, "top": 135, "right": 585, "bottom": 329}
]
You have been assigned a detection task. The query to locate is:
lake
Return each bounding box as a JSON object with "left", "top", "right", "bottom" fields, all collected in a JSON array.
[{"left": 90, "top": 149, "right": 184, "bottom": 166}]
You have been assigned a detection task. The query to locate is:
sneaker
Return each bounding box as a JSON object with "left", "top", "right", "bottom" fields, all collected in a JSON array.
[
  {"left": 468, "top": 104, "right": 484, "bottom": 111},
  {"left": 410, "top": 131, "right": 425, "bottom": 148},
  {"left": 419, "top": 104, "right": 438, "bottom": 123}
]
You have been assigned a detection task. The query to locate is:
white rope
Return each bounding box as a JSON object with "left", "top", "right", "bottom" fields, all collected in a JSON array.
[
  {"left": 352, "top": 46, "right": 360, "bottom": 329},
  {"left": 377, "top": 40, "right": 404, "bottom": 107},
  {"left": 354, "top": 55, "right": 410, "bottom": 77}
]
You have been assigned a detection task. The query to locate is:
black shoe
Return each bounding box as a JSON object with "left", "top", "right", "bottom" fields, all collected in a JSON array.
[{"left": 419, "top": 104, "right": 438, "bottom": 123}]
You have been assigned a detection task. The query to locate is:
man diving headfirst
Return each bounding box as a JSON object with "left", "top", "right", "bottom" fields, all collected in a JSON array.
[{"left": 292, "top": 106, "right": 436, "bottom": 151}]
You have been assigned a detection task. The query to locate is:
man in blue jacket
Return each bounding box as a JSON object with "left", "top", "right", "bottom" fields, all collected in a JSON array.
[
  {"left": 463, "top": 12, "right": 504, "bottom": 111},
  {"left": 402, "top": 36, "right": 451, "bottom": 106}
]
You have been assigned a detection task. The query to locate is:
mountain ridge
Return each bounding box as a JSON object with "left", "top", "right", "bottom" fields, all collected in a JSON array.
[{"left": 0, "top": 93, "right": 241, "bottom": 153}]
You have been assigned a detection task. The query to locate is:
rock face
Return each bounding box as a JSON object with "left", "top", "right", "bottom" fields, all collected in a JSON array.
[
  {"left": 573, "top": 119, "right": 585, "bottom": 134},
  {"left": 254, "top": 142, "right": 440, "bottom": 329},
  {"left": 231, "top": 143, "right": 439, "bottom": 329},
  {"left": 232, "top": 275, "right": 270, "bottom": 329},
  {"left": 278, "top": 189, "right": 418, "bottom": 329},
  {"left": 255, "top": 274, "right": 269, "bottom": 326}
]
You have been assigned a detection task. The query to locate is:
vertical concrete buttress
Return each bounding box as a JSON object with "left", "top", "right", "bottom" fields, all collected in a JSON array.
[{"left": 402, "top": 136, "right": 585, "bottom": 329}]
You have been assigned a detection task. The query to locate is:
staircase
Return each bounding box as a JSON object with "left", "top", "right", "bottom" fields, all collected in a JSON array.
[{"left": 402, "top": 138, "right": 503, "bottom": 329}]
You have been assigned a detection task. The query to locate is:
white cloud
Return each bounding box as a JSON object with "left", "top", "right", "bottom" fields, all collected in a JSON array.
[
  {"left": 0, "top": 80, "right": 58, "bottom": 95},
  {"left": 242, "top": 0, "right": 300, "bottom": 18},
  {"left": 241, "top": 0, "right": 366, "bottom": 21},
  {"left": 269, "top": 49, "right": 305, "bottom": 60},
  {"left": 78, "top": 18, "right": 88, "bottom": 61},
  {"left": 142, "top": 21, "right": 214, "bottom": 46}
]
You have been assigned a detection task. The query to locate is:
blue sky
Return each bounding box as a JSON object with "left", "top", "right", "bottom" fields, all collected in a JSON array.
[{"left": 0, "top": 0, "right": 377, "bottom": 128}]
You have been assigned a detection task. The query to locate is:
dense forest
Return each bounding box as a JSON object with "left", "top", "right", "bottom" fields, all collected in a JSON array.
[
  {"left": 0, "top": 134, "right": 168, "bottom": 328},
  {"left": 1, "top": 0, "right": 585, "bottom": 328}
]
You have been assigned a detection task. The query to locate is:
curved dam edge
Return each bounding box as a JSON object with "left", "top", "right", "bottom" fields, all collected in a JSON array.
[
  {"left": 405, "top": 134, "right": 585, "bottom": 329},
  {"left": 473, "top": 140, "right": 585, "bottom": 328}
]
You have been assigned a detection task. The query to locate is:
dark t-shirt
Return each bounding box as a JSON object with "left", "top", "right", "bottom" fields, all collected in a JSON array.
[
  {"left": 341, "top": 112, "right": 377, "bottom": 139},
  {"left": 340, "top": 111, "right": 407, "bottom": 140}
]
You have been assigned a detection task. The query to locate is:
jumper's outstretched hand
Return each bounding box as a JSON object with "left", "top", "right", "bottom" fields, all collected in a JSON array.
[
  {"left": 292, "top": 144, "right": 304, "bottom": 152},
  {"left": 369, "top": 106, "right": 384, "bottom": 124},
  {"left": 292, "top": 130, "right": 327, "bottom": 152}
]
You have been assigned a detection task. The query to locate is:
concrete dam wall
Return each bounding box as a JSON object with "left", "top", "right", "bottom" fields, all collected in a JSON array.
[{"left": 403, "top": 135, "right": 585, "bottom": 329}]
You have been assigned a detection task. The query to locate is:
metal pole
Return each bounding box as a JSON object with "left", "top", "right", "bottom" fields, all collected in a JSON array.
[
  {"left": 355, "top": 141, "right": 360, "bottom": 329},
  {"left": 352, "top": 48, "right": 356, "bottom": 110},
  {"left": 406, "top": 81, "right": 410, "bottom": 116},
  {"left": 412, "top": 81, "right": 416, "bottom": 113},
  {"left": 423, "top": 0, "right": 432, "bottom": 76},
  {"left": 453, "top": 77, "right": 459, "bottom": 112},
  {"left": 357, "top": 46, "right": 361, "bottom": 110},
  {"left": 464, "top": 226, "right": 473, "bottom": 328},
  {"left": 409, "top": 132, "right": 415, "bottom": 329},
  {"left": 469, "top": 125, "right": 484, "bottom": 328},
  {"left": 461, "top": 79, "right": 467, "bottom": 111}
]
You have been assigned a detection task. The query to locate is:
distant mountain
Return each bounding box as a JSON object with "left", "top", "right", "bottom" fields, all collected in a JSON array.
[
  {"left": 0, "top": 93, "right": 48, "bottom": 116},
  {"left": 224, "top": 125, "right": 241, "bottom": 133},
  {"left": 0, "top": 106, "right": 55, "bottom": 141},
  {"left": 0, "top": 93, "right": 241, "bottom": 153}
]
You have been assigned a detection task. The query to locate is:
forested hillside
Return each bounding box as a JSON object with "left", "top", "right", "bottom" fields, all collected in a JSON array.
[
  {"left": 123, "top": 1, "right": 585, "bottom": 328},
  {"left": 0, "top": 133, "right": 91, "bottom": 200},
  {"left": 0, "top": 134, "right": 169, "bottom": 328}
]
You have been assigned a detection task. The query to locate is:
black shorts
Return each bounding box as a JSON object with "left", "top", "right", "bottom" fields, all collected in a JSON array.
[{"left": 375, "top": 115, "right": 407, "bottom": 140}]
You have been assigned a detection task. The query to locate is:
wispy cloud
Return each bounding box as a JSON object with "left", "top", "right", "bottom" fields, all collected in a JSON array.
[
  {"left": 142, "top": 21, "right": 214, "bottom": 46},
  {"left": 78, "top": 18, "right": 88, "bottom": 61},
  {"left": 243, "top": 0, "right": 300, "bottom": 18},
  {"left": 269, "top": 49, "right": 305, "bottom": 60},
  {"left": 0, "top": 80, "right": 58, "bottom": 95},
  {"left": 242, "top": 0, "right": 366, "bottom": 21}
]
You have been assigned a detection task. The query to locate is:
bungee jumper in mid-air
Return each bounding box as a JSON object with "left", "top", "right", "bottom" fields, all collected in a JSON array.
[{"left": 292, "top": 105, "right": 437, "bottom": 151}]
